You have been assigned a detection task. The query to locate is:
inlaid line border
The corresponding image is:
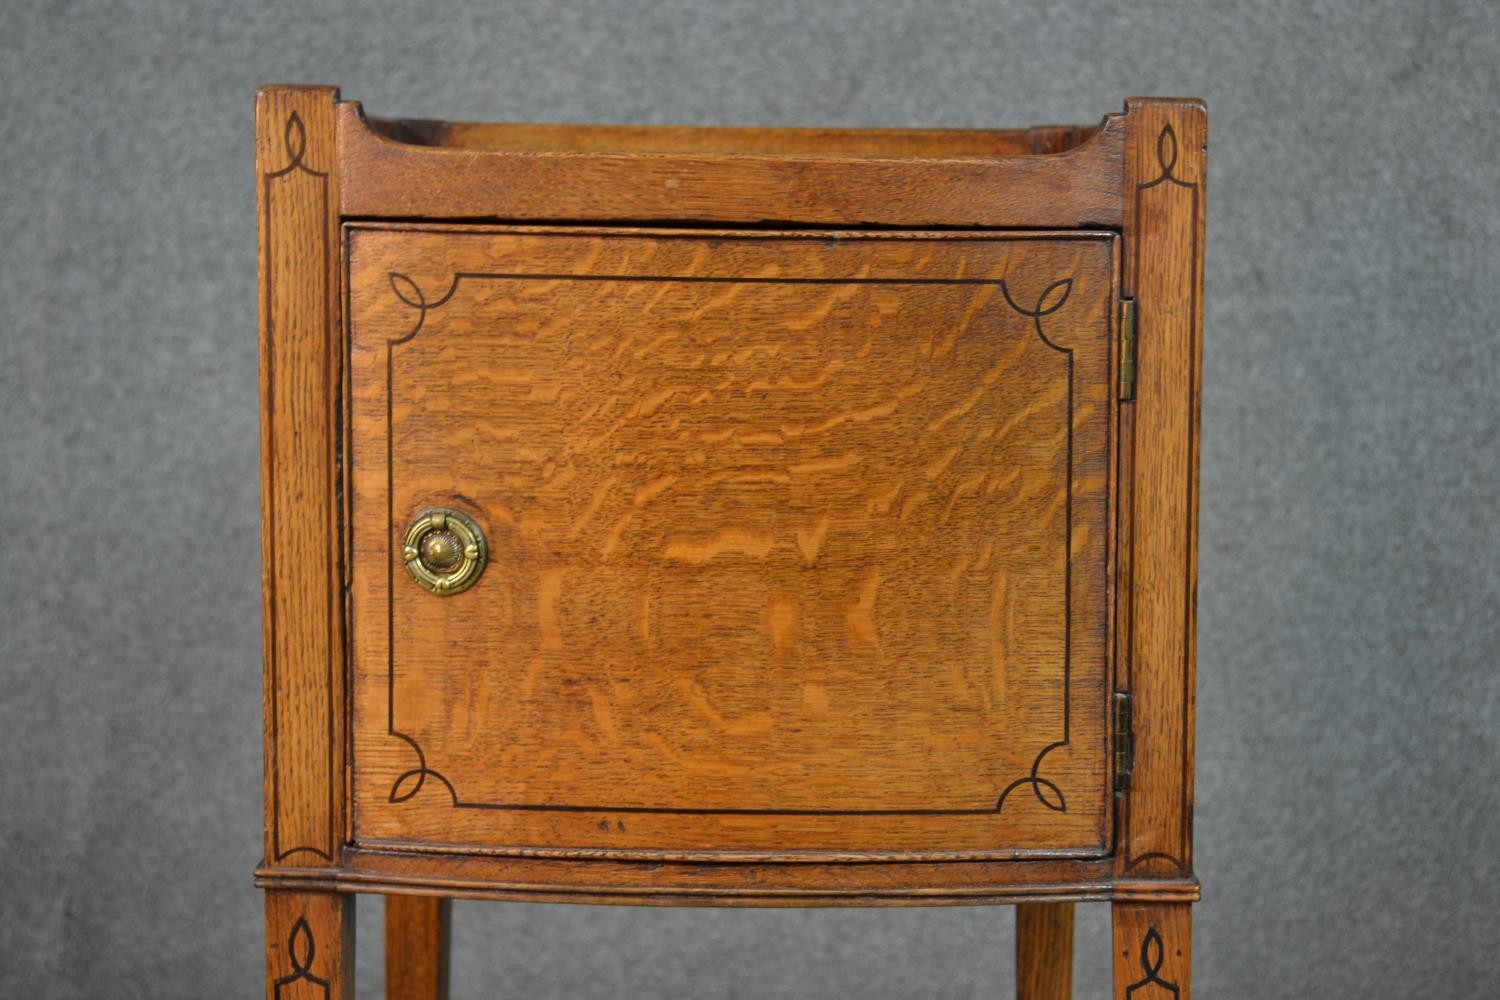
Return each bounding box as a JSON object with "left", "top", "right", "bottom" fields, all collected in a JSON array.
[
  {"left": 1124, "top": 122, "right": 1200, "bottom": 875},
  {"left": 262, "top": 110, "right": 336, "bottom": 863}
]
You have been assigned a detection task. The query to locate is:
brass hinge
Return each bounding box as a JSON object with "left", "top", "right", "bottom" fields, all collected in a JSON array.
[
  {"left": 1114, "top": 691, "right": 1134, "bottom": 794},
  {"left": 1119, "top": 298, "right": 1138, "bottom": 401}
]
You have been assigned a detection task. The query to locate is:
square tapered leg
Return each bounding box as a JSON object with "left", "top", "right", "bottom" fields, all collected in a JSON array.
[
  {"left": 386, "top": 895, "right": 451, "bottom": 1000},
  {"left": 265, "top": 890, "right": 354, "bottom": 999},
  {"left": 1112, "top": 902, "right": 1191, "bottom": 998},
  {"left": 1016, "top": 902, "right": 1073, "bottom": 999}
]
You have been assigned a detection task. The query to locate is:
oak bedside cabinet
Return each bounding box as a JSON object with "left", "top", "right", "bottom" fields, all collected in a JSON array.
[{"left": 255, "top": 85, "right": 1205, "bottom": 999}]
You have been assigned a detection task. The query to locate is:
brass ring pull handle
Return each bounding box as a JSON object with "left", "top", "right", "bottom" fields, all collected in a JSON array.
[{"left": 402, "top": 508, "right": 487, "bottom": 595}]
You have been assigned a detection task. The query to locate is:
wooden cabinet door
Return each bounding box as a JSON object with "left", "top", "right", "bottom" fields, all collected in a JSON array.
[{"left": 347, "top": 226, "right": 1119, "bottom": 861}]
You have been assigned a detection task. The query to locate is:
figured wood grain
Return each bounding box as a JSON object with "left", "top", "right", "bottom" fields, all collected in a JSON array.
[
  {"left": 1112, "top": 902, "right": 1191, "bottom": 999},
  {"left": 338, "top": 102, "right": 1125, "bottom": 228},
  {"left": 368, "top": 116, "right": 1096, "bottom": 157},
  {"left": 265, "top": 889, "right": 354, "bottom": 999},
  {"left": 385, "top": 895, "right": 450, "bottom": 1000},
  {"left": 257, "top": 84, "right": 344, "bottom": 865},
  {"left": 346, "top": 226, "right": 1117, "bottom": 859},
  {"left": 1119, "top": 99, "right": 1206, "bottom": 878},
  {"left": 1016, "top": 902, "right": 1074, "bottom": 1000}
]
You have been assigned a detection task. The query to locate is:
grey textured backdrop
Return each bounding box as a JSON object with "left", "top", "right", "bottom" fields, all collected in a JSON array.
[{"left": 2, "top": 1, "right": 1497, "bottom": 997}]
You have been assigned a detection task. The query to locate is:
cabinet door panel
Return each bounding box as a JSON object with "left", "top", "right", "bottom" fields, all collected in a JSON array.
[{"left": 347, "top": 226, "right": 1117, "bottom": 860}]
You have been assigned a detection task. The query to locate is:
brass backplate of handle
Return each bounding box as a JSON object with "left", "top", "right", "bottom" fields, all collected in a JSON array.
[{"left": 402, "top": 508, "right": 487, "bottom": 595}]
